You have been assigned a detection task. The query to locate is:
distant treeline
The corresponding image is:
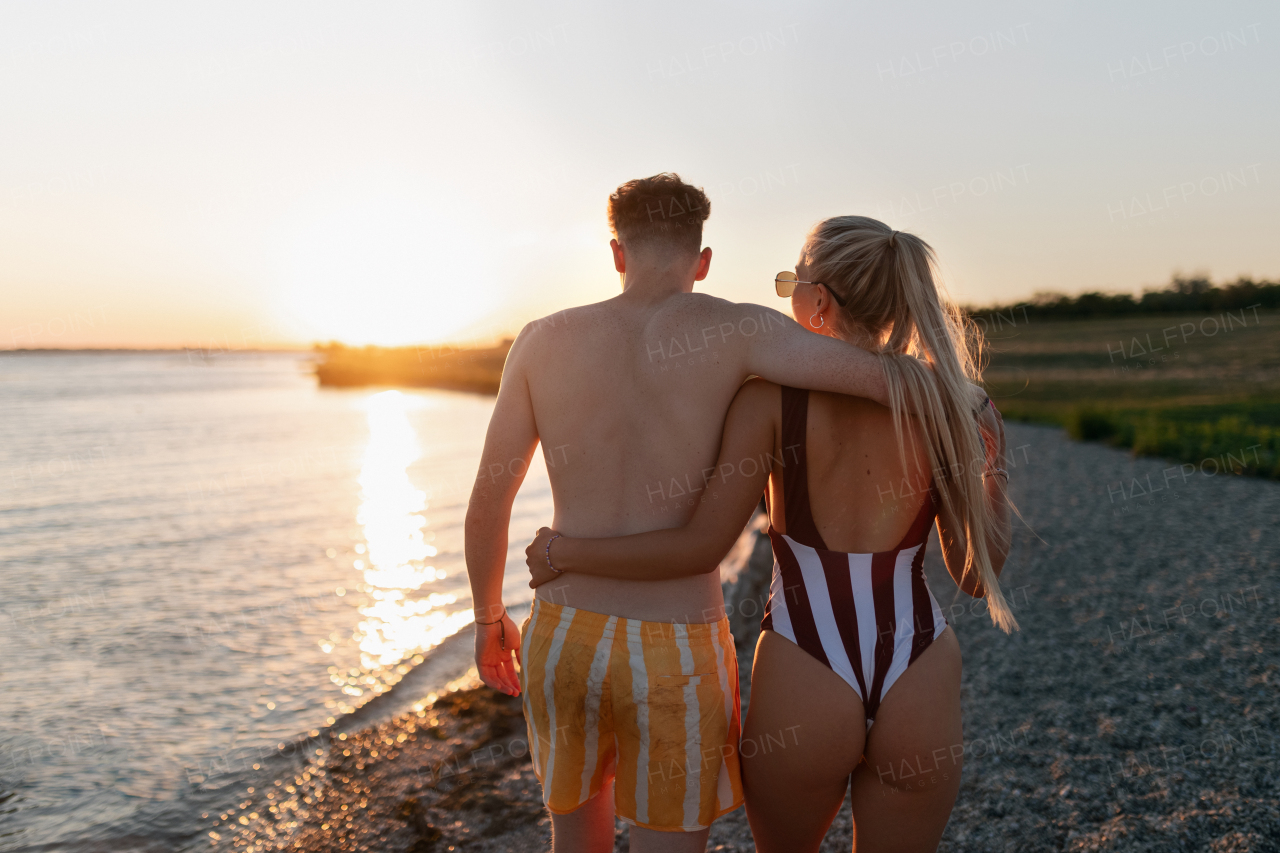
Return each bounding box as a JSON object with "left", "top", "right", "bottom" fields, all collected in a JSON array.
[
  {"left": 314, "top": 340, "right": 511, "bottom": 394},
  {"left": 968, "top": 275, "right": 1278, "bottom": 322}
]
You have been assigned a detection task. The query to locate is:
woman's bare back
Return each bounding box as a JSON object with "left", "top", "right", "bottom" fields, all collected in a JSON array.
[{"left": 767, "top": 390, "right": 933, "bottom": 552}]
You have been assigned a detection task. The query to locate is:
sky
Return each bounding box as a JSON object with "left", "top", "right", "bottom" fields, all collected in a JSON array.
[{"left": 1, "top": 0, "right": 1277, "bottom": 349}]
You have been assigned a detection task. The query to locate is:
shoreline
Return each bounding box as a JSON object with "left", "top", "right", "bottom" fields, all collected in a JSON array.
[
  {"left": 203, "top": 423, "right": 1279, "bottom": 852},
  {"left": 205, "top": 676, "right": 552, "bottom": 852}
]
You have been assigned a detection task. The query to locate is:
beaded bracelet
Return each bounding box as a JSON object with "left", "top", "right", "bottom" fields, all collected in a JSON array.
[{"left": 545, "top": 533, "right": 564, "bottom": 575}]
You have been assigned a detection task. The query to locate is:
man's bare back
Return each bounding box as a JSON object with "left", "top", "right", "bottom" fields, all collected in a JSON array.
[{"left": 516, "top": 290, "right": 792, "bottom": 621}]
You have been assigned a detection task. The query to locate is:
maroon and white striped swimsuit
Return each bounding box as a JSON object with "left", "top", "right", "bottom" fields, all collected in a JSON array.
[{"left": 761, "top": 385, "right": 948, "bottom": 728}]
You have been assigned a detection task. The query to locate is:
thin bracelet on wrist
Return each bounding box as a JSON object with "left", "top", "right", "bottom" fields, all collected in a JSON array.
[
  {"left": 475, "top": 606, "right": 508, "bottom": 650},
  {"left": 545, "top": 533, "right": 565, "bottom": 575},
  {"left": 983, "top": 467, "right": 1009, "bottom": 481},
  {"left": 474, "top": 605, "right": 506, "bottom": 624}
]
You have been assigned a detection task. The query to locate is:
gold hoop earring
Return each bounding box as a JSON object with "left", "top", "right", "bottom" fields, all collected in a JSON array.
[{"left": 810, "top": 312, "right": 824, "bottom": 329}]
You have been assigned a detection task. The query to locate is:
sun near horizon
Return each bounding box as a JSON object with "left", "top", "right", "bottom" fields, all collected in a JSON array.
[{"left": 3, "top": 4, "right": 1277, "bottom": 351}]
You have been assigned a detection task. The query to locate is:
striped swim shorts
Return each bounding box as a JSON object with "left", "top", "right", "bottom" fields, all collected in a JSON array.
[{"left": 518, "top": 599, "right": 744, "bottom": 832}]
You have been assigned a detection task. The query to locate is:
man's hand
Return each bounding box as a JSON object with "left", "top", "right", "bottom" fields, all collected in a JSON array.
[
  {"left": 525, "top": 527, "right": 563, "bottom": 588},
  {"left": 977, "top": 397, "right": 1006, "bottom": 472},
  {"left": 475, "top": 609, "right": 522, "bottom": 696}
]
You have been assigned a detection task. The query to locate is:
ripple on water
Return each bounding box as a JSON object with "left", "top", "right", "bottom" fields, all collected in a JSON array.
[{"left": 0, "top": 353, "right": 551, "bottom": 848}]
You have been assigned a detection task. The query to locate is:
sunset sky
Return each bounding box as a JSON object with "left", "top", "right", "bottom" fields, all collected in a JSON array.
[{"left": 2, "top": 1, "right": 1276, "bottom": 349}]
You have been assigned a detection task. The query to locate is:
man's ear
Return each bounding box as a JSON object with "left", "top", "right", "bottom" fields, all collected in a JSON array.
[
  {"left": 693, "top": 246, "right": 712, "bottom": 281},
  {"left": 610, "top": 238, "right": 626, "bottom": 273}
]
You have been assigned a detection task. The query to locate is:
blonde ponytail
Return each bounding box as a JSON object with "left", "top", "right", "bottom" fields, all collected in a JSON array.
[{"left": 804, "top": 216, "right": 1017, "bottom": 632}]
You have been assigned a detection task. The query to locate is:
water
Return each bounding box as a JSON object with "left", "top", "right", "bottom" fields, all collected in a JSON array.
[{"left": 0, "top": 351, "right": 551, "bottom": 850}]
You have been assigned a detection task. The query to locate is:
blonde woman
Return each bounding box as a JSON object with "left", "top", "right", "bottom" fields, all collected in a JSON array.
[{"left": 527, "top": 216, "right": 1015, "bottom": 852}]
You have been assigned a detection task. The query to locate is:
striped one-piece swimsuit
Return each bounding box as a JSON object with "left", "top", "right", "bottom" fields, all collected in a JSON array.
[{"left": 761, "top": 385, "right": 948, "bottom": 729}]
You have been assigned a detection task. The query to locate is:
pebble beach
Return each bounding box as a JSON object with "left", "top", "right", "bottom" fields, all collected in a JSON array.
[{"left": 211, "top": 422, "right": 1279, "bottom": 852}]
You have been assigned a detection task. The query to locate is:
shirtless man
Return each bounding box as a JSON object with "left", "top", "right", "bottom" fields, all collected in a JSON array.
[{"left": 465, "top": 173, "right": 905, "bottom": 853}]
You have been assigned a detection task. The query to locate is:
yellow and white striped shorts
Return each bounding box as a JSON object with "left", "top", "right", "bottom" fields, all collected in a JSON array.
[{"left": 519, "top": 599, "right": 744, "bottom": 832}]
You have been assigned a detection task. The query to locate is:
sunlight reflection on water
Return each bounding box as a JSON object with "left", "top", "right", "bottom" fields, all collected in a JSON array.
[
  {"left": 1, "top": 354, "right": 556, "bottom": 848},
  {"left": 334, "top": 391, "right": 473, "bottom": 704}
]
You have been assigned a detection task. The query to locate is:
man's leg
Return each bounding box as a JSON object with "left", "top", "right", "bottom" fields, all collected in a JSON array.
[
  {"left": 629, "top": 824, "right": 710, "bottom": 853},
  {"left": 609, "top": 618, "right": 741, "bottom": 853},
  {"left": 550, "top": 777, "right": 616, "bottom": 853},
  {"left": 522, "top": 602, "right": 621, "bottom": 851},
  {"left": 549, "top": 787, "right": 711, "bottom": 853}
]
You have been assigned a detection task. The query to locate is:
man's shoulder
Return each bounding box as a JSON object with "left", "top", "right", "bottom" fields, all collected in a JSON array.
[
  {"left": 639, "top": 296, "right": 796, "bottom": 366},
  {"left": 508, "top": 303, "right": 600, "bottom": 356},
  {"left": 653, "top": 293, "right": 791, "bottom": 327},
  {"left": 519, "top": 303, "right": 596, "bottom": 336}
]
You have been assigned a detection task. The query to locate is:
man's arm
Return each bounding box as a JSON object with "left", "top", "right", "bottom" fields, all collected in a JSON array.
[
  {"left": 735, "top": 304, "right": 894, "bottom": 404},
  {"left": 465, "top": 329, "right": 539, "bottom": 696}
]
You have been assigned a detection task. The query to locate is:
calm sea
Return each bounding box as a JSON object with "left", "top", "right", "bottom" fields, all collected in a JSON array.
[{"left": 0, "top": 351, "right": 550, "bottom": 850}]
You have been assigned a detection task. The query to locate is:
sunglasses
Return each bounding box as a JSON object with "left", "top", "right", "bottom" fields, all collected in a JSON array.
[{"left": 774, "top": 271, "right": 849, "bottom": 307}]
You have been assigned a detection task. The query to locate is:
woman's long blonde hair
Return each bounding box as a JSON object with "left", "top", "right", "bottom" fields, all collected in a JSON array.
[{"left": 804, "top": 216, "right": 1016, "bottom": 632}]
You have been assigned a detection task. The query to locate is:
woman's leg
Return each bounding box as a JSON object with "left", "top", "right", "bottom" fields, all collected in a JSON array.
[
  {"left": 849, "top": 626, "right": 964, "bottom": 852},
  {"left": 742, "top": 630, "right": 867, "bottom": 853}
]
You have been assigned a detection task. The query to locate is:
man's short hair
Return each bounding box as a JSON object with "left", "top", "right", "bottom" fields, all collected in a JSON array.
[{"left": 607, "top": 173, "right": 710, "bottom": 255}]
